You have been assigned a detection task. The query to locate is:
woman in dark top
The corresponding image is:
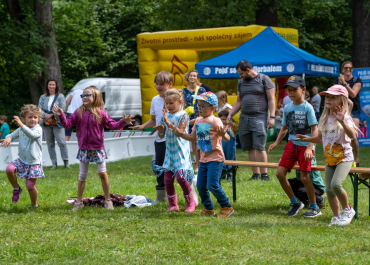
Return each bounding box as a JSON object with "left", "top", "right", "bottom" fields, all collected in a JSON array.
[
  {"left": 183, "top": 70, "right": 206, "bottom": 172},
  {"left": 197, "top": 82, "right": 214, "bottom": 93},
  {"left": 333, "top": 61, "right": 363, "bottom": 165},
  {"left": 334, "top": 61, "right": 363, "bottom": 124}
]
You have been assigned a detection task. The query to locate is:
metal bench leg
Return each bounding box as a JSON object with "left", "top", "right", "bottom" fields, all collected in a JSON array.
[
  {"left": 354, "top": 173, "right": 358, "bottom": 219},
  {"left": 232, "top": 166, "right": 237, "bottom": 202}
]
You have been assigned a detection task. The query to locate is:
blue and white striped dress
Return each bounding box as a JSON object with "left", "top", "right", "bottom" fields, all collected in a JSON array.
[{"left": 156, "top": 110, "right": 194, "bottom": 181}]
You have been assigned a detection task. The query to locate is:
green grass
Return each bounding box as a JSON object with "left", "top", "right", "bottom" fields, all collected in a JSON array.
[{"left": 1, "top": 142, "right": 370, "bottom": 264}]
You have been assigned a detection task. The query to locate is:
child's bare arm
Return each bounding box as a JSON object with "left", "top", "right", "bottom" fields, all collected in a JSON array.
[
  {"left": 268, "top": 125, "right": 287, "bottom": 154},
  {"left": 169, "top": 122, "right": 196, "bottom": 141},
  {"left": 296, "top": 132, "right": 322, "bottom": 143},
  {"left": 303, "top": 125, "right": 318, "bottom": 161},
  {"left": 217, "top": 125, "right": 230, "bottom": 142}
]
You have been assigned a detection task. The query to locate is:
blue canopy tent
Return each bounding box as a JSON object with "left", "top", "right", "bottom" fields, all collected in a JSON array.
[{"left": 196, "top": 27, "right": 339, "bottom": 79}]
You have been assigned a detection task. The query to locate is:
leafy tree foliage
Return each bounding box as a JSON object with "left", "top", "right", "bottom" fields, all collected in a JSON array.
[
  {"left": 0, "top": 1, "right": 50, "bottom": 115},
  {"left": 53, "top": 0, "right": 162, "bottom": 92},
  {"left": 1, "top": 0, "right": 369, "bottom": 115}
]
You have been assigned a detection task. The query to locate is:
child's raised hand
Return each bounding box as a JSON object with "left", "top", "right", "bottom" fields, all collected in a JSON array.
[
  {"left": 52, "top": 104, "right": 63, "bottom": 116},
  {"left": 13, "top": 116, "right": 24, "bottom": 127},
  {"left": 162, "top": 109, "right": 170, "bottom": 126},
  {"left": 216, "top": 125, "right": 226, "bottom": 137},
  {"left": 268, "top": 142, "right": 278, "bottom": 154},
  {"left": 153, "top": 124, "right": 165, "bottom": 133},
  {"left": 123, "top": 114, "right": 135, "bottom": 125},
  {"left": 0, "top": 137, "right": 11, "bottom": 148},
  {"left": 333, "top": 105, "right": 346, "bottom": 122},
  {"left": 296, "top": 134, "right": 309, "bottom": 141},
  {"left": 168, "top": 123, "right": 181, "bottom": 136}
]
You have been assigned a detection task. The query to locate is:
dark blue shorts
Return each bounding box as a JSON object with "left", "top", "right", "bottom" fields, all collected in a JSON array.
[{"left": 352, "top": 110, "right": 361, "bottom": 120}]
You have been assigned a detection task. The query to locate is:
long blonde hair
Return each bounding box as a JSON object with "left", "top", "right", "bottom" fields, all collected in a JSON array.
[
  {"left": 216, "top": 90, "right": 228, "bottom": 108},
  {"left": 318, "top": 95, "right": 360, "bottom": 134},
  {"left": 77, "top": 86, "right": 105, "bottom": 124}
]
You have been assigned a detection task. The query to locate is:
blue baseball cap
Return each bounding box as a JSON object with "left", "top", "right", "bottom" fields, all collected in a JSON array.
[{"left": 192, "top": 92, "right": 218, "bottom": 108}]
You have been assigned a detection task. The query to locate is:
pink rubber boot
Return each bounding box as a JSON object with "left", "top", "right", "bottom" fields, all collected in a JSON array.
[
  {"left": 184, "top": 192, "right": 196, "bottom": 213},
  {"left": 167, "top": 194, "right": 179, "bottom": 212}
]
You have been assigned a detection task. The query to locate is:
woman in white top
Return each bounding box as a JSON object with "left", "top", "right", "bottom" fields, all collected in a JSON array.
[{"left": 38, "top": 79, "right": 69, "bottom": 169}]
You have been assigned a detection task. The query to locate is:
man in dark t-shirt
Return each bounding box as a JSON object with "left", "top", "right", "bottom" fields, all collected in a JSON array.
[{"left": 227, "top": 60, "right": 276, "bottom": 181}]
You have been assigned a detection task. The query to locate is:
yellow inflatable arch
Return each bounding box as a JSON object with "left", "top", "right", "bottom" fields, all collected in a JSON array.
[{"left": 137, "top": 25, "right": 298, "bottom": 123}]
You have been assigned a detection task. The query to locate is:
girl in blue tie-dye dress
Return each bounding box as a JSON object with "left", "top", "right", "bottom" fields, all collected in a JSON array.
[{"left": 154, "top": 89, "right": 198, "bottom": 213}]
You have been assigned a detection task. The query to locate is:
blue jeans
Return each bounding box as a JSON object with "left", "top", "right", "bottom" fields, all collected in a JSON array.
[{"left": 197, "top": 161, "right": 231, "bottom": 210}]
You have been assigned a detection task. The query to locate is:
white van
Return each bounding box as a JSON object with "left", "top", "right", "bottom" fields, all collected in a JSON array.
[{"left": 66, "top": 78, "right": 142, "bottom": 125}]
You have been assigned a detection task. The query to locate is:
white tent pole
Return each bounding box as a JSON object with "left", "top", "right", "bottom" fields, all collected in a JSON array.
[{"left": 302, "top": 73, "right": 305, "bottom": 79}]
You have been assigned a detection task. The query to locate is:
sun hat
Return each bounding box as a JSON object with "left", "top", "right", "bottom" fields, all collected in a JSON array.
[
  {"left": 319, "top": 85, "right": 348, "bottom": 98},
  {"left": 192, "top": 92, "right": 218, "bottom": 108}
]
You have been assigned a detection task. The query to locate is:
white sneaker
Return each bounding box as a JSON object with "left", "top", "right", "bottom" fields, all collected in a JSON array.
[
  {"left": 72, "top": 200, "right": 84, "bottom": 211},
  {"left": 338, "top": 207, "right": 356, "bottom": 226},
  {"left": 328, "top": 216, "right": 340, "bottom": 227},
  {"left": 104, "top": 199, "right": 114, "bottom": 210}
]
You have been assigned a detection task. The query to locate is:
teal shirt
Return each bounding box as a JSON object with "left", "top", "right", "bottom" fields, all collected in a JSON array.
[
  {"left": 282, "top": 101, "right": 318, "bottom": 150},
  {"left": 0, "top": 123, "right": 10, "bottom": 140}
]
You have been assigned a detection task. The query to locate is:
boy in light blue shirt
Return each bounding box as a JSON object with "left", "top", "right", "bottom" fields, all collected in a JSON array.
[
  {"left": 0, "top": 115, "right": 10, "bottom": 140},
  {"left": 269, "top": 76, "right": 320, "bottom": 218}
]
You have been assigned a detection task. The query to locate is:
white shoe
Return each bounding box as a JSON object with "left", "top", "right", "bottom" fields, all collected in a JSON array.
[
  {"left": 104, "top": 199, "right": 114, "bottom": 210},
  {"left": 328, "top": 216, "right": 340, "bottom": 227},
  {"left": 338, "top": 207, "right": 356, "bottom": 226},
  {"left": 190, "top": 182, "right": 199, "bottom": 206},
  {"left": 72, "top": 200, "right": 84, "bottom": 211}
]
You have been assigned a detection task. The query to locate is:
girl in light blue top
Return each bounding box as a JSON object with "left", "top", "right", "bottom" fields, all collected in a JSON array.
[
  {"left": 155, "top": 89, "right": 197, "bottom": 213},
  {"left": 1, "top": 105, "right": 44, "bottom": 208}
]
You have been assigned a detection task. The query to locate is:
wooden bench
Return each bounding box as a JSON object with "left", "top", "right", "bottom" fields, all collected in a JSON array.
[{"left": 222, "top": 160, "right": 370, "bottom": 219}]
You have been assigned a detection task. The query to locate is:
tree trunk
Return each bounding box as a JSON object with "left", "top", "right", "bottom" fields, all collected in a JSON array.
[
  {"left": 32, "top": 0, "right": 64, "bottom": 98},
  {"left": 4, "top": 0, "right": 23, "bottom": 21},
  {"left": 255, "top": 0, "right": 278, "bottom": 27},
  {"left": 352, "top": 0, "right": 370, "bottom": 67},
  {"left": 27, "top": 73, "right": 45, "bottom": 106}
]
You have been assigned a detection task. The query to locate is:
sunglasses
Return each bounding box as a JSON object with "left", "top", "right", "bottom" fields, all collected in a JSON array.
[
  {"left": 343, "top": 67, "right": 353, "bottom": 71},
  {"left": 197, "top": 104, "right": 213, "bottom": 110},
  {"left": 80, "top": 94, "right": 94, "bottom": 99}
]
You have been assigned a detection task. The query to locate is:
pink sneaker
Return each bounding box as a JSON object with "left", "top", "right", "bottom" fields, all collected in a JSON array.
[{"left": 12, "top": 186, "right": 23, "bottom": 203}]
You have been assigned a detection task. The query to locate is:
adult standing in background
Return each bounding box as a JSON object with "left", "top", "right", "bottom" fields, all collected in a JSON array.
[
  {"left": 183, "top": 70, "right": 206, "bottom": 172},
  {"left": 227, "top": 60, "right": 276, "bottom": 181},
  {"left": 184, "top": 71, "right": 214, "bottom": 93},
  {"left": 310, "top": 86, "right": 321, "bottom": 120},
  {"left": 333, "top": 61, "right": 362, "bottom": 165},
  {"left": 38, "top": 79, "right": 69, "bottom": 169},
  {"left": 64, "top": 89, "right": 83, "bottom": 141}
]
